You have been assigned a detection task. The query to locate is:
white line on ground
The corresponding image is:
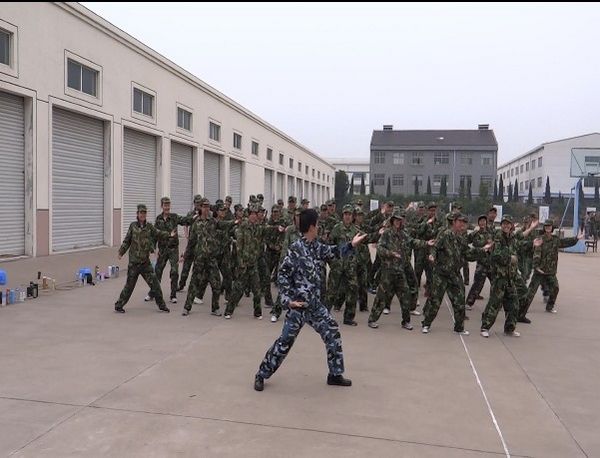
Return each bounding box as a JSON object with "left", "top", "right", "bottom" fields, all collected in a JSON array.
[{"left": 443, "top": 298, "right": 511, "bottom": 458}]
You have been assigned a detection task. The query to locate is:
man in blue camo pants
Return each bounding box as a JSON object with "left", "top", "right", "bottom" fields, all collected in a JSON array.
[{"left": 254, "top": 209, "right": 367, "bottom": 391}]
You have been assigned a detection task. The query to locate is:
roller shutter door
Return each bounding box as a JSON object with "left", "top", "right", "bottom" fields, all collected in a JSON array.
[
  {"left": 123, "top": 128, "right": 157, "bottom": 237},
  {"left": 287, "top": 176, "right": 294, "bottom": 198},
  {"left": 304, "top": 182, "right": 309, "bottom": 200},
  {"left": 277, "top": 173, "right": 284, "bottom": 201},
  {"left": 0, "top": 91, "right": 25, "bottom": 256},
  {"left": 297, "top": 178, "right": 303, "bottom": 199},
  {"left": 204, "top": 151, "right": 221, "bottom": 204},
  {"left": 170, "top": 142, "right": 193, "bottom": 216},
  {"left": 229, "top": 159, "right": 242, "bottom": 205},
  {"left": 264, "top": 169, "right": 273, "bottom": 210},
  {"left": 52, "top": 108, "right": 104, "bottom": 251}
]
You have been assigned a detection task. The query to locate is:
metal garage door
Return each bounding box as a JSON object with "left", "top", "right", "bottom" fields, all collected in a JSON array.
[
  {"left": 264, "top": 169, "right": 273, "bottom": 210},
  {"left": 304, "top": 182, "right": 309, "bottom": 201},
  {"left": 52, "top": 108, "right": 104, "bottom": 251},
  {"left": 204, "top": 151, "right": 221, "bottom": 204},
  {"left": 229, "top": 158, "right": 242, "bottom": 205},
  {"left": 123, "top": 128, "right": 157, "bottom": 237},
  {"left": 0, "top": 91, "right": 25, "bottom": 256},
  {"left": 277, "top": 173, "right": 284, "bottom": 201},
  {"left": 170, "top": 142, "right": 193, "bottom": 216},
  {"left": 297, "top": 178, "right": 303, "bottom": 199},
  {"left": 287, "top": 176, "right": 294, "bottom": 198},
  {"left": 311, "top": 183, "right": 316, "bottom": 203}
]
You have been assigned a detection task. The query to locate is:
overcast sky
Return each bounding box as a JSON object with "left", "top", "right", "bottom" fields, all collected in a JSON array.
[{"left": 83, "top": 2, "right": 600, "bottom": 164}]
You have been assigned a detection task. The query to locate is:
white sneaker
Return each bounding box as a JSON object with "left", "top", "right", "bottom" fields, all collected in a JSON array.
[
  {"left": 144, "top": 295, "right": 153, "bottom": 302},
  {"left": 193, "top": 298, "right": 203, "bottom": 305},
  {"left": 504, "top": 330, "right": 521, "bottom": 337},
  {"left": 383, "top": 308, "right": 390, "bottom": 315},
  {"left": 546, "top": 308, "right": 557, "bottom": 314},
  {"left": 416, "top": 301, "right": 420, "bottom": 308},
  {"left": 170, "top": 297, "right": 177, "bottom": 304},
  {"left": 270, "top": 315, "right": 278, "bottom": 323},
  {"left": 422, "top": 326, "right": 430, "bottom": 334},
  {"left": 455, "top": 330, "right": 470, "bottom": 336},
  {"left": 410, "top": 310, "right": 421, "bottom": 316},
  {"left": 368, "top": 321, "right": 379, "bottom": 329},
  {"left": 480, "top": 329, "right": 490, "bottom": 338},
  {"left": 402, "top": 323, "right": 414, "bottom": 331},
  {"left": 224, "top": 314, "right": 231, "bottom": 319},
  {"left": 255, "top": 315, "right": 263, "bottom": 320}
]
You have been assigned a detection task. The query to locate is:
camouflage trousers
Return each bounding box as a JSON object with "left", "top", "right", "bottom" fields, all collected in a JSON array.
[
  {"left": 404, "top": 261, "right": 419, "bottom": 311},
  {"left": 326, "top": 260, "right": 358, "bottom": 322},
  {"left": 178, "top": 241, "right": 194, "bottom": 290},
  {"left": 184, "top": 256, "right": 222, "bottom": 312},
  {"left": 368, "top": 254, "right": 381, "bottom": 289},
  {"left": 481, "top": 277, "right": 518, "bottom": 333},
  {"left": 116, "top": 261, "right": 167, "bottom": 309},
  {"left": 356, "top": 259, "right": 369, "bottom": 311},
  {"left": 414, "top": 248, "right": 432, "bottom": 294},
  {"left": 422, "top": 272, "right": 467, "bottom": 332},
  {"left": 258, "top": 255, "right": 274, "bottom": 307},
  {"left": 368, "top": 268, "right": 409, "bottom": 324},
  {"left": 466, "top": 263, "right": 492, "bottom": 305},
  {"left": 148, "top": 246, "right": 179, "bottom": 300},
  {"left": 519, "top": 256, "right": 533, "bottom": 284},
  {"left": 199, "top": 252, "right": 232, "bottom": 302},
  {"left": 462, "top": 261, "right": 470, "bottom": 285},
  {"left": 265, "top": 248, "right": 281, "bottom": 283},
  {"left": 520, "top": 272, "right": 559, "bottom": 316},
  {"left": 257, "top": 305, "right": 344, "bottom": 379},
  {"left": 226, "top": 264, "right": 262, "bottom": 316}
]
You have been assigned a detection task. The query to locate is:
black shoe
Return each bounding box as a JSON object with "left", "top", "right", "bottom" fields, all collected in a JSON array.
[
  {"left": 476, "top": 295, "right": 484, "bottom": 300},
  {"left": 245, "top": 291, "right": 251, "bottom": 298},
  {"left": 182, "top": 309, "right": 190, "bottom": 316},
  {"left": 464, "top": 315, "right": 470, "bottom": 320},
  {"left": 359, "top": 307, "right": 369, "bottom": 312},
  {"left": 333, "top": 307, "right": 341, "bottom": 312},
  {"left": 211, "top": 310, "right": 222, "bottom": 317},
  {"left": 343, "top": 320, "right": 358, "bottom": 326},
  {"left": 177, "top": 285, "right": 184, "bottom": 292},
  {"left": 368, "top": 288, "right": 377, "bottom": 295},
  {"left": 517, "top": 316, "right": 531, "bottom": 324},
  {"left": 464, "top": 281, "right": 469, "bottom": 286},
  {"left": 264, "top": 303, "right": 273, "bottom": 309},
  {"left": 254, "top": 374, "right": 264, "bottom": 391},
  {"left": 327, "top": 374, "right": 352, "bottom": 387},
  {"left": 159, "top": 306, "right": 170, "bottom": 313},
  {"left": 115, "top": 306, "right": 125, "bottom": 313}
]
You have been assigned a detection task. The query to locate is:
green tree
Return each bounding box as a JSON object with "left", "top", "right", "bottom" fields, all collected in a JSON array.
[
  {"left": 334, "top": 170, "right": 350, "bottom": 204},
  {"left": 369, "top": 179, "right": 374, "bottom": 196},
  {"left": 360, "top": 174, "right": 366, "bottom": 195},
  {"left": 513, "top": 179, "right": 519, "bottom": 202},
  {"left": 349, "top": 174, "right": 354, "bottom": 197},
  {"left": 467, "top": 179, "right": 472, "bottom": 201},
  {"left": 498, "top": 175, "right": 504, "bottom": 202},
  {"left": 594, "top": 178, "right": 600, "bottom": 208},
  {"left": 493, "top": 179, "right": 498, "bottom": 201},
  {"left": 414, "top": 176, "right": 420, "bottom": 195},
  {"left": 508, "top": 182, "right": 513, "bottom": 202},
  {"left": 479, "top": 181, "right": 489, "bottom": 200},
  {"left": 386, "top": 177, "right": 391, "bottom": 198},
  {"left": 527, "top": 184, "right": 533, "bottom": 205},
  {"left": 440, "top": 175, "right": 447, "bottom": 197},
  {"left": 544, "top": 176, "right": 551, "bottom": 204},
  {"left": 426, "top": 176, "right": 432, "bottom": 196}
]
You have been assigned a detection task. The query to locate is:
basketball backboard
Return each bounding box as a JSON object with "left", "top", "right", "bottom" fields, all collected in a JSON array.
[{"left": 571, "top": 148, "right": 600, "bottom": 177}]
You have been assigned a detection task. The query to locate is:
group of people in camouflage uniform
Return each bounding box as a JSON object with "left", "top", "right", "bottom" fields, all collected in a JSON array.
[{"left": 115, "top": 194, "right": 582, "bottom": 341}]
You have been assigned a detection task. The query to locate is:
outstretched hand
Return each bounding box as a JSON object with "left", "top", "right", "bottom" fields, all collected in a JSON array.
[{"left": 351, "top": 232, "right": 368, "bottom": 247}]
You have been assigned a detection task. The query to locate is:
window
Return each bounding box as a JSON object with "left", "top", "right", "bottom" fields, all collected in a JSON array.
[
  {"left": 511, "top": 168, "right": 514, "bottom": 177},
  {"left": 584, "top": 177, "right": 600, "bottom": 187},
  {"left": 525, "top": 180, "right": 529, "bottom": 189},
  {"left": 434, "top": 152, "right": 449, "bottom": 165},
  {"left": 373, "top": 173, "right": 385, "bottom": 186},
  {"left": 266, "top": 148, "right": 273, "bottom": 161},
  {"left": 537, "top": 177, "right": 542, "bottom": 188},
  {"left": 298, "top": 161, "right": 302, "bottom": 172},
  {"left": 525, "top": 162, "right": 529, "bottom": 172},
  {"left": 177, "top": 107, "right": 192, "bottom": 131},
  {"left": 209, "top": 122, "right": 221, "bottom": 142},
  {"left": 318, "top": 171, "right": 321, "bottom": 179},
  {"left": 433, "top": 174, "right": 447, "bottom": 187},
  {"left": 312, "top": 168, "right": 315, "bottom": 177},
  {"left": 531, "top": 179, "right": 535, "bottom": 189},
  {"left": 289, "top": 158, "right": 294, "bottom": 169},
  {"left": 412, "top": 175, "right": 423, "bottom": 188},
  {"left": 531, "top": 159, "right": 536, "bottom": 170},
  {"left": 133, "top": 87, "right": 154, "bottom": 117},
  {"left": 461, "top": 154, "right": 472, "bottom": 165},
  {"left": 0, "top": 29, "right": 9, "bottom": 66},
  {"left": 305, "top": 165, "right": 309, "bottom": 175},
  {"left": 374, "top": 151, "right": 385, "bottom": 164},
  {"left": 392, "top": 152, "right": 404, "bottom": 165},
  {"left": 520, "top": 164, "right": 524, "bottom": 174},
  {"left": 67, "top": 59, "right": 98, "bottom": 97},
  {"left": 520, "top": 182, "right": 524, "bottom": 191},
  {"left": 412, "top": 152, "right": 423, "bottom": 165},
  {"left": 481, "top": 154, "right": 492, "bottom": 166},
  {"left": 480, "top": 175, "right": 493, "bottom": 187},
  {"left": 459, "top": 175, "right": 472, "bottom": 189},
  {"left": 252, "top": 141, "right": 259, "bottom": 156},
  {"left": 279, "top": 153, "right": 284, "bottom": 165},
  {"left": 392, "top": 174, "right": 404, "bottom": 186},
  {"left": 233, "top": 133, "right": 242, "bottom": 150},
  {"left": 538, "top": 157, "right": 543, "bottom": 167}
]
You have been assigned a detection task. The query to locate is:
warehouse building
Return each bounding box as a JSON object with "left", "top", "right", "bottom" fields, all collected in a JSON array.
[{"left": 0, "top": 2, "right": 333, "bottom": 258}]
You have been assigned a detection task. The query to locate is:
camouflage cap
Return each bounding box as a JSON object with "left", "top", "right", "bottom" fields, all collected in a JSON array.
[
  {"left": 216, "top": 203, "right": 225, "bottom": 211},
  {"left": 225, "top": 196, "right": 232, "bottom": 203},
  {"left": 543, "top": 219, "right": 554, "bottom": 227},
  {"left": 257, "top": 193, "right": 264, "bottom": 200},
  {"left": 248, "top": 205, "right": 259, "bottom": 214},
  {"left": 501, "top": 214, "right": 514, "bottom": 224},
  {"left": 418, "top": 201, "right": 426, "bottom": 209},
  {"left": 234, "top": 203, "right": 243, "bottom": 211},
  {"left": 355, "top": 208, "right": 365, "bottom": 216},
  {"left": 193, "top": 194, "right": 203, "bottom": 204},
  {"left": 271, "top": 204, "right": 281, "bottom": 212},
  {"left": 452, "top": 202, "right": 464, "bottom": 210},
  {"left": 257, "top": 206, "right": 266, "bottom": 213},
  {"left": 477, "top": 214, "right": 488, "bottom": 222},
  {"left": 249, "top": 194, "right": 256, "bottom": 202},
  {"left": 342, "top": 204, "right": 354, "bottom": 214},
  {"left": 356, "top": 199, "right": 363, "bottom": 205},
  {"left": 200, "top": 198, "right": 210, "bottom": 206},
  {"left": 385, "top": 200, "right": 395, "bottom": 207},
  {"left": 288, "top": 196, "right": 297, "bottom": 203},
  {"left": 160, "top": 196, "right": 171, "bottom": 205},
  {"left": 137, "top": 203, "right": 147, "bottom": 212},
  {"left": 427, "top": 201, "right": 438, "bottom": 209},
  {"left": 327, "top": 200, "right": 335, "bottom": 206},
  {"left": 277, "top": 199, "right": 284, "bottom": 205},
  {"left": 488, "top": 206, "right": 498, "bottom": 212},
  {"left": 390, "top": 209, "right": 405, "bottom": 220},
  {"left": 301, "top": 198, "right": 310, "bottom": 205},
  {"left": 454, "top": 212, "right": 468, "bottom": 223},
  {"left": 215, "top": 199, "right": 224, "bottom": 205},
  {"left": 320, "top": 204, "right": 328, "bottom": 211}
]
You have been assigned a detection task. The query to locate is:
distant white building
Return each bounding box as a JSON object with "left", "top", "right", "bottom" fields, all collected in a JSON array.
[
  {"left": 329, "top": 158, "right": 370, "bottom": 194},
  {"left": 497, "top": 133, "right": 600, "bottom": 200}
]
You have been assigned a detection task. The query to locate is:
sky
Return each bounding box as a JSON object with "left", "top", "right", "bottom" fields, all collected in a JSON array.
[{"left": 82, "top": 2, "right": 600, "bottom": 164}]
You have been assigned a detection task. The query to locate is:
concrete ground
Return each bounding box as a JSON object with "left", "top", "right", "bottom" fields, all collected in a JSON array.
[{"left": 0, "top": 249, "right": 598, "bottom": 457}]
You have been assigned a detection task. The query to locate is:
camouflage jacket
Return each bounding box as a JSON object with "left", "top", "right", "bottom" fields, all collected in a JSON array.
[
  {"left": 329, "top": 221, "right": 359, "bottom": 265},
  {"left": 490, "top": 231, "right": 520, "bottom": 280},
  {"left": 532, "top": 233, "right": 578, "bottom": 275},
  {"left": 264, "top": 216, "right": 286, "bottom": 251},
  {"left": 215, "top": 217, "right": 235, "bottom": 257},
  {"left": 235, "top": 221, "right": 279, "bottom": 267},
  {"left": 431, "top": 229, "right": 483, "bottom": 277},
  {"left": 284, "top": 208, "right": 297, "bottom": 226},
  {"left": 188, "top": 216, "right": 236, "bottom": 260},
  {"left": 354, "top": 222, "right": 376, "bottom": 264},
  {"left": 280, "top": 225, "right": 301, "bottom": 261},
  {"left": 119, "top": 221, "right": 171, "bottom": 264},
  {"left": 317, "top": 217, "right": 330, "bottom": 242},
  {"left": 377, "top": 227, "right": 425, "bottom": 272},
  {"left": 277, "top": 237, "right": 354, "bottom": 310},
  {"left": 154, "top": 212, "right": 191, "bottom": 249},
  {"left": 467, "top": 227, "right": 493, "bottom": 269},
  {"left": 223, "top": 209, "right": 234, "bottom": 221}
]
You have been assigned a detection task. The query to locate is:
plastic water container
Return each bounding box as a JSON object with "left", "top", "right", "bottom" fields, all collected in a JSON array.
[{"left": 0, "top": 269, "right": 6, "bottom": 286}]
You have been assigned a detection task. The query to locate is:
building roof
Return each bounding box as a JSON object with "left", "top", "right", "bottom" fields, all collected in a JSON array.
[
  {"left": 328, "top": 157, "right": 370, "bottom": 166},
  {"left": 371, "top": 129, "right": 498, "bottom": 148}
]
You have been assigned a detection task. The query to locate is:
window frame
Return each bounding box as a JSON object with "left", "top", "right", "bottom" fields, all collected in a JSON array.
[
  {"left": 176, "top": 104, "right": 193, "bottom": 133},
  {"left": 233, "top": 132, "right": 243, "bottom": 150},
  {"left": 374, "top": 151, "right": 386, "bottom": 164},
  {"left": 266, "top": 147, "right": 273, "bottom": 162},
  {"left": 131, "top": 82, "right": 156, "bottom": 123},
  {"left": 392, "top": 152, "right": 404, "bottom": 165},
  {"left": 208, "top": 120, "right": 221, "bottom": 143},
  {"left": 251, "top": 140, "right": 260, "bottom": 156},
  {"left": 412, "top": 152, "right": 423, "bottom": 166},
  {"left": 433, "top": 151, "right": 449, "bottom": 165},
  {"left": 392, "top": 174, "right": 404, "bottom": 187},
  {"left": 0, "top": 20, "right": 18, "bottom": 78},
  {"left": 64, "top": 50, "right": 103, "bottom": 105}
]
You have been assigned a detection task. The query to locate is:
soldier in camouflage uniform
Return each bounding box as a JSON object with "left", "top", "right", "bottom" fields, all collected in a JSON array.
[
  {"left": 326, "top": 204, "right": 360, "bottom": 325},
  {"left": 178, "top": 194, "right": 203, "bottom": 291},
  {"left": 284, "top": 196, "right": 298, "bottom": 225},
  {"left": 414, "top": 202, "right": 441, "bottom": 297},
  {"left": 254, "top": 209, "right": 368, "bottom": 392},
  {"left": 421, "top": 213, "right": 492, "bottom": 334},
  {"left": 115, "top": 204, "right": 174, "bottom": 313},
  {"left": 353, "top": 207, "right": 373, "bottom": 312},
  {"left": 182, "top": 199, "right": 238, "bottom": 316},
  {"left": 145, "top": 197, "right": 191, "bottom": 304},
  {"left": 366, "top": 200, "right": 394, "bottom": 292},
  {"left": 368, "top": 210, "right": 432, "bottom": 329},
  {"left": 264, "top": 205, "right": 286, "bottom": 296},
  {"left": 519, "top": 219, "right": 582, "bottom": 320},
  {"left": 466, "top": 215, "right": 494, "bottom": 307},
  {"left": 301, "top": 198, "right": 310, "bottom": 210},
  {"left": 257, "top": 207, "right": 273, "bottom": 309},
  {"left": 223, "top": 196, "right": 234, "bottom": 221},
  {"left": 479, "top": 215, "right": 540, "bottom": 337},
  {"left": 226, "top": 206, "right": 284, "bottom": 319},
  {"left": 518, "top": 212, "right": 538, "bottom": 283}
]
